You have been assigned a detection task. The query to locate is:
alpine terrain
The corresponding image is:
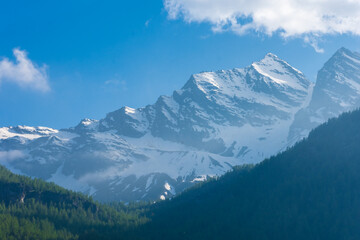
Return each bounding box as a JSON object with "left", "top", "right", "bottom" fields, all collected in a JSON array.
[
  {"left": 288, "top": 47, "right": 360, "bottom": 145},
  {"left": 1, "top": 48, "right": 359, "bottom": 202}
]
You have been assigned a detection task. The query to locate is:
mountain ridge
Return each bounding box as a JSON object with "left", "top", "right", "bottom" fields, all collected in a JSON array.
[
  {"left": 288, "top": 47, "right": 360, "bottom": 145},
  {"left": 2, "top": 49, "right": 360, "bottom": 202}
]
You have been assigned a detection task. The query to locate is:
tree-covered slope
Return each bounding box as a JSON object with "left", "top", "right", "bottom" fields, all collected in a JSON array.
[
  {"left": 133, "top": 109, "right": 360, "bottom": 240},
  {"left": 0, "top": 165, "right": 147, "bottom": 240}
]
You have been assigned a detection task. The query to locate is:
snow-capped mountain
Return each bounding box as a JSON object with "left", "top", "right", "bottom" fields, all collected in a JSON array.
[
  {"left": 288, "top": 48, "right": 360, "bottom": 145},
  {"left": 0, "top": 51, "right": 343, "bottom": 202}
]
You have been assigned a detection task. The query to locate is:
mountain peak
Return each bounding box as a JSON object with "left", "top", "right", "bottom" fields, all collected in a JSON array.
[
  {"left": 75, "top": 118, "right": 99, "bottom": 131},
  {"left": 331, "top": 47, "right": 360, "bottom": 61},
  {"left": 80, "top": 118, "right": 98, "bottom": 125},
  {"left": 335, "top": 47, "right": 351, "bottom": 55},
  {"left": 289, "top": 47, "right": 360, "bottom": 146},
  {"left": 257, "top": 53, "right": 293, "bottom": 68},
  {"left": 254, "top": 53, "right": 303, "bottom": 75},
  {"left": 265, "top": 52, "right": 279, "bottom": 59},
  {"left": 250, "top": 53, "right": 309, "bottom": 90},
  {"left": 181, "top": 52, "right": 311, "bottom": 101},
  {"left": 322, "top": 47, "right": 360, "bottom": 72}
]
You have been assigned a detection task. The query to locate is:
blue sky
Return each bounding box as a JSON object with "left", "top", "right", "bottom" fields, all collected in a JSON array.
[{"left": 1, "top": 0, "right": 360, "bottom": 129}]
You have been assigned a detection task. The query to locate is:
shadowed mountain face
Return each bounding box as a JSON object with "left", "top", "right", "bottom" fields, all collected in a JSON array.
[{"left": 1, "top": 48, "right": 359, "bottom": 202}]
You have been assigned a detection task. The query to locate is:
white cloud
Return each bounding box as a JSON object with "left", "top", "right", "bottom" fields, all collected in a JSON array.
[
  {"left": 104, "top": 79, "right": 127, "bottom": 91},
  {"left": 0, "top": 48, "right": 50, "bottom": 92},
  {"left": 79, "top": 167, "right": 118, "bottom": 183},
  {"left": 0, "top": 150, "right": 25, "bottom": 164},
  {"left": 164, "top": 0, "right": 360, "bottom": 51},
  {"left": 304, "top": 35, "right": 324, "bottom": 53}
]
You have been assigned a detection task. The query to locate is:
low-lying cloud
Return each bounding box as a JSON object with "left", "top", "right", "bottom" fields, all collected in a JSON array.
[
  {"left": 0, "top": 150, "right": 25, "bottom": 164},
  {"left": 0, "top": 48, "right": 50, "bottom": 92},
  {"left": 164, "top": 0, "right": 360, "bottom": 52}
]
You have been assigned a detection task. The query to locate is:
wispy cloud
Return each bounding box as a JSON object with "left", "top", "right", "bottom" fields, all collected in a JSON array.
[
  {"left": 0, "top": 48, "right": 50, "bottom": 92},
  {"left": 0, "top": 150, "right": 25, "bottom": 164},
  {"left": 79, "top": 166, "right": 120, "bottom": 183},
  {"left": 104, "top": 79, "right": 127, "bottom": 91},
  {"left": 164, "top": 0, "right": 360, "bottom": 52}
]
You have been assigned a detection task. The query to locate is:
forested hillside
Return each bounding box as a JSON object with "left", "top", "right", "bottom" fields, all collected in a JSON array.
[
  {"left": 0, "top": 165, "right": 147, "bottom": 240},
  {"left": 133, "top": 109, "right": 360, "bottom": 239}
]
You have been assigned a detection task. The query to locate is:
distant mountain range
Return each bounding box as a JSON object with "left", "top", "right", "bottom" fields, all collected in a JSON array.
[
  {"left": 2, "top": 101, "right": 360, "bottom": 239},
  {"left": 1, "top": 47, "right": 360, "bottom": 202}
]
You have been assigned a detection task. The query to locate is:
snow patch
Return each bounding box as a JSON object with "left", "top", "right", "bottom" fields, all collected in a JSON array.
[
  {"left": 146, "top": 174, "right": 154, "bottom": 190},
  {"left": 124, "top": 106, "right": 136, "bottom": 114},
  {"left": 192, "top": 175, "right": 207, "bottom": 182}
]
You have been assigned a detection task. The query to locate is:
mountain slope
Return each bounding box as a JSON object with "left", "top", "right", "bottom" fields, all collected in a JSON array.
[
  {"left": 133, "top": 108, "right": 360, "bottom": 240},
  {"left": 0, "top": 53, "right": 312, "bottom": 202},
  {"left": 288, "top": 47, "right": 360, "bottom": 145}
]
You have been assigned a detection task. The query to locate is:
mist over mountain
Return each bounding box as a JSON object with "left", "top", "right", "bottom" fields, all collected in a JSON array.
[{"left": 1, "top": 48, "right": 359, "bottom": 202}]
